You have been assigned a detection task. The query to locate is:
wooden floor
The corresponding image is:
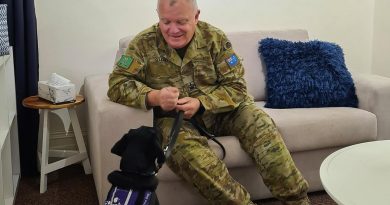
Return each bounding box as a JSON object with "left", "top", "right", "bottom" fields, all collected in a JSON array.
[{"left": 14, "top": 164, "right": 336, "bottom": 205}]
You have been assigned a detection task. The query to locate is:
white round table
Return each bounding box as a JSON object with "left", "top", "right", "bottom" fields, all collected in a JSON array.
[{"left": 320, "top": 140, "right": 390, "bottom": 205}]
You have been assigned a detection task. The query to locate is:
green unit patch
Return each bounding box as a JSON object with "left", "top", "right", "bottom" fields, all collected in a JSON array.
[{"left": 117, "top": 55, "right": 133, "bottom": 69}]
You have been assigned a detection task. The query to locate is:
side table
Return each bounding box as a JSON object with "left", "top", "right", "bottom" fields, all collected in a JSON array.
[
  {"left": 22, "top": 95, "right": 91, "bottom": 193},
  {"left": 320, "top": 140, "right": 390, "bottom": 204}
]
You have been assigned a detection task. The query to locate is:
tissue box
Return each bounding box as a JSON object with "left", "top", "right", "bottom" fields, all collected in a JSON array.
[{"left": 38, "top": 81, "right": 76, "bottom": 103}]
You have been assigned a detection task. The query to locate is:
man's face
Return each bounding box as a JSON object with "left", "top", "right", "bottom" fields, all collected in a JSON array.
[{"left": 157, "top": 0, "right": 200, "bottom": 49}]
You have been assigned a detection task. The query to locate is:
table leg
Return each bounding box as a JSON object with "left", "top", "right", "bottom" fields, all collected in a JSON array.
[
  {"left": 37, "top": 109, "right": 44, "bottom": 172},
  {"left": 40, "top": 109, "right": 49, "bottom": 193},
  {"left": 68, "top": 108, "right": 92, "bottom": 174}
]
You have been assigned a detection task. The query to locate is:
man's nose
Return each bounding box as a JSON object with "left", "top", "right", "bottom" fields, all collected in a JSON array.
[{"left": 169, "top": 24, "right": 180, "bottom": 33}]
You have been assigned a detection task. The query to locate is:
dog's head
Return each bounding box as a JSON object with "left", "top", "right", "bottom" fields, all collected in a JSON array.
[{"left": 111, "top": 126, "right": 165, "bottom": 175}]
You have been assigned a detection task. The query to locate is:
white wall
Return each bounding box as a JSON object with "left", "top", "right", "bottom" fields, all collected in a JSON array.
[
  {"left": 372, "top": 0, "right": 390, "bottom": 77},
  {"left": 35, "top": 0, "right": 376, "bottom": 90},
  {"left": 34, "top": 0, "right": 380, "bottom": 137}
]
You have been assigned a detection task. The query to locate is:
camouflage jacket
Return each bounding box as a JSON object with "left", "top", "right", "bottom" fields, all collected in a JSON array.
[{"left": 107, "top": 21, "right": 252, "bottom": 125}]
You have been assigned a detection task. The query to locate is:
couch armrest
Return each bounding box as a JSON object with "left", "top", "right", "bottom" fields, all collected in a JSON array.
[
  {"left": 353, "top": 74, "right": 390, "bottom": 140},
  {"left": 84, "top": 74, "right": 153, "bottom": 203}
]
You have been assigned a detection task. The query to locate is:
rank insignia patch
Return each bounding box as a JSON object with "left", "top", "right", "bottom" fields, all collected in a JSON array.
[
  {"left": 225, "top": 54, "right": 239, "bottom": 68},
  {"left": 224, "top": 41, "right": 232, "bottom": 51},
  {"left": 117, "top": 55, "right": 133, "bottom": 69}
]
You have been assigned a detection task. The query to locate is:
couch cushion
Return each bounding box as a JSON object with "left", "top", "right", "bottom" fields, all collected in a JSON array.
[
  {"left": 158, "top": 101, "right": 377, "bottom": 181},
  {"left": 258, "top": 101, "right": 377, "bottom": 153},
  {"left": 259, "top": 38, "right": 358, "bottom": 108}
]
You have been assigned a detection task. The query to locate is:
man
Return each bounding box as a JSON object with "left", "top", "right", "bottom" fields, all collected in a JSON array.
[{"left": 107, "top": 0, "right": 310, "bottom": 204}]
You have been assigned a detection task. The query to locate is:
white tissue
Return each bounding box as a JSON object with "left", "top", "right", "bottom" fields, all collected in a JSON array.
[{"left": 48, "top": 73, "right": 71, "bottom": 86}]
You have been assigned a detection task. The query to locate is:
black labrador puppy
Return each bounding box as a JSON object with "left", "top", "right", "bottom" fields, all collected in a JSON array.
[{"left": 104, "top": 126, "right": 165, "bottom": 205}]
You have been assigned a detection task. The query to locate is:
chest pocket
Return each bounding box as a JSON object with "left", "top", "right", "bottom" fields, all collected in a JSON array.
[
  {"left": 146, "top": 54, "right": 178, "bottom": 89},
  {"left": 193, "top": 57, "right": 218, "bottom": 87}
]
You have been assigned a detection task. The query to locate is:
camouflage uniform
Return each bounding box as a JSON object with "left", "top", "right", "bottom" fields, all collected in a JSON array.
[{"left": 108, "top": 21, "right": 309, "bottom": 205}]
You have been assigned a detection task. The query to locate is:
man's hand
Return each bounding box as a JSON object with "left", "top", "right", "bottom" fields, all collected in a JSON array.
[
  {"left": 176, "top": 97, "right": 201, "bottom": 119},
  {"left": 159, "top": 87, "right": 180, "bottom": 111},
  {"left": 147, "top": 87, "right": 179, "bottom": 111}
]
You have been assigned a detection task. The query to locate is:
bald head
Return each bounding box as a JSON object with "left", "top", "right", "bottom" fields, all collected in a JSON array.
[
  {"left": 157, "top": 0, "right": 198, "bottom": 12},
  {"left": 156, "top": 0, "right": 200, "bottom": 49}
]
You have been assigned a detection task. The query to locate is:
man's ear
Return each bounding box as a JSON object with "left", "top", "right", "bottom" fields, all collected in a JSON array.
[
  {"left": 194, "top": 9, "right": 200, "bottom": 24},
  {"left": 111, "top": 129, "right": 133, "bottom": 156}
]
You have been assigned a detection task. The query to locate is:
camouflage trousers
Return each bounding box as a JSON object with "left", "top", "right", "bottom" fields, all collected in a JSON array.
[{"left": 156, "top": 102, "right": 309, "bottom": 205}]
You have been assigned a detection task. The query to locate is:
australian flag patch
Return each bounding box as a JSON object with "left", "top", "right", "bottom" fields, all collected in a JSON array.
[{"left": 225, "top": 54, "right": 239, "bottom": 68}]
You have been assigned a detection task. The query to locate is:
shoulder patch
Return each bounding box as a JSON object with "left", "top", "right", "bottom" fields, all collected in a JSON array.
[
  {"left": 127, "top": 59, "right": 142, "bottom": 74},
  {"left": 117, "top": 55, "right": 133, "bottom": 69},
  {"left": 225, "top": 54, "right": 239, "bottom": 68}
]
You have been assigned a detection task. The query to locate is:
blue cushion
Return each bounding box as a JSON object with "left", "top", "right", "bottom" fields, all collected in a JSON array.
[{"left": 259, "top": 38, "right": 358, "bottom": 108}]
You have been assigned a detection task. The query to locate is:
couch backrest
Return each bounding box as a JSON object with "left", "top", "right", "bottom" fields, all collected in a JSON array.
[{"left": 116, "top": 29, "right": 309, "bottom": 101}]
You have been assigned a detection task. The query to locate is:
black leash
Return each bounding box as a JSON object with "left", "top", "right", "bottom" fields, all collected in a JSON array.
[
  {"left": 163, "top": 111, "right": 184, "bottom": 159},
  {"left": 153, "top": 108, "right": 226, "bottom": 161},
  {"left": 189, "top": 118, "right": 226, "bottom": 159}
]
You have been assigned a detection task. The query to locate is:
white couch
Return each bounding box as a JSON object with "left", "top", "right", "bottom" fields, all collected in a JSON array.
[{"left": 84, "top": 29, "right": 390, "bottom": 205}]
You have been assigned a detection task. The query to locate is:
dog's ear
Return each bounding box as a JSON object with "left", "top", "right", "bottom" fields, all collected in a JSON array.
[{"left": 111, "top": 129, "right": 133, "bottom": 156}]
